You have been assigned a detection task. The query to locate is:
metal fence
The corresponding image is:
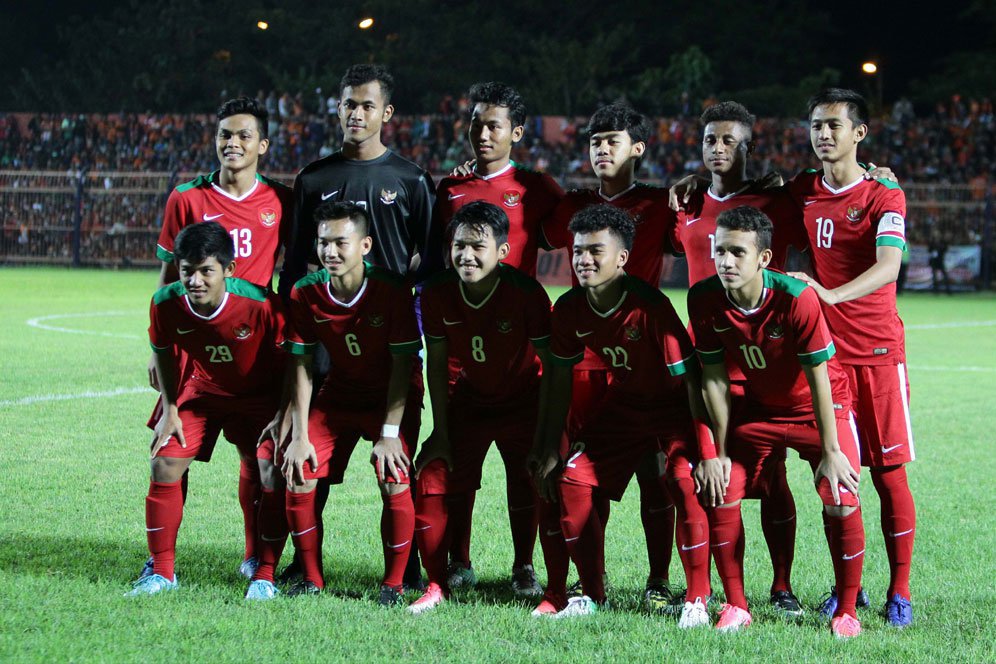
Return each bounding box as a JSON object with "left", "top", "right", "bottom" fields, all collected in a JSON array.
[{"left": 1, "top": 170, "right": 991, "bottom": 288}]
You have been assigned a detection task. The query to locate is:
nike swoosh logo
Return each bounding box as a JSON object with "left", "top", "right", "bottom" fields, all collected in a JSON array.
[
  {"left": 711, "top": 541, "right": 730, "bottom": 548},
  {"left": 176, "top": 328, "right": 195, "bottom": 335},
  {"left": 712, "top": 325, "right": 732, "bottom": 332},
  {"left": 386, "top": 540, "right": 411, "bottom": 549},
  {"left": 202, "top": 213, "right": 224, "bottom": 221},
  {"left": 545, "top": 529, "right": 561, "bottom": 537},
  {"left": 260, "top": 534, "right": 285, "bottom": 542},
  {"left": 889, "top": 528, "right": 913, "bottom": 538},
  {"left": 448, "top": 193, "right": 466, "bottom": 200},
  {"left": 415, "top": 525, "right": 431, "bottom": 532},
  {"left": 443, "top": 319, "right": 462, "bottom": 326},
  {"left": 804, "top": 200, "right": 817, "bottom": 206},
  {"left": 881, "top": 444, "right": 904, "bottom": 454},
  {"left": 842, "top": 549, "right": 865, "bottom": 560},
  {"left": 685, "top": 217, "right": 701, "bottom": 226},
  {"left": 321, "top": 190, "right": 339, "bottom": 200},
  {"left": 146, "top": 527, "right": 165, "bottom": 532},
  {"left": 291, "top": 527, "right": 317, "bottom": 537},
  {"left": 576, "top": 330, "right": 594, "bottom": 338},
  {"left": 680, "top": 541, "right": 707, "bottom": 551},
  {"left": 313, "top": 316, "right": 333, "bottom": 324}
]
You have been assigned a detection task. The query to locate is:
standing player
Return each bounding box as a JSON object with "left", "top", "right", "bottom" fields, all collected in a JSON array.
[
  {"left": 531, "top": 205, "right": 714, "bottom": 626},
  {"left": 270, "top": 202, "right": 423, "bottom": 606},
  {"left": 670, "top": 101, "right": 804, "bottom": 615},
  {"left": 788, "top": 88, "right": 916, "bottom": 627},
  {"left": 430, "top": 82, "right": 564, "bottom": 591},
  {"left": 128, "top": 221, "right": 286, "bottom": 596},
  {"left": 409, "top": 201, "right": 557, "bottom": 613},
  {"left": 143, "top": 96, "right": 293, "bottom": 582},
  {"left": 687, "top": 206, "right": 865, "bottom": 638},
  {"left": 541, "top": 103, "right": 682, "bottom": 613},
  {"left": 279, "top": 64, "right": 436, "bottom": 589}
]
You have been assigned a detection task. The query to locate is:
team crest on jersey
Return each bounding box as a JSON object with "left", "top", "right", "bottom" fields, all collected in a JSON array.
[
  {"left": 233, "top": 324, "right": 252, "bottom": 340},
  {"left": 623, "top": 325, "right": 642, "bottom": 341},
  {"left": 765, "top": 323, "right": 784, "bottom": 339},
  {"left": 496, "top": 319, "right": 512, "bottom": 334},
  {"left": 502, "top": 190, "right": 521, "bottom": 208},
  {"left": 368, "top": 314, "right": 385, "bottom": 328},
  {"left": 380, "top": 189, "right": 398, "bottom": 205},
  {"left": 259, "top": 207, "right": 278, "bottom": 227},
  {"left": 846, "top": 205, "right": 864, "bottom": 223}
]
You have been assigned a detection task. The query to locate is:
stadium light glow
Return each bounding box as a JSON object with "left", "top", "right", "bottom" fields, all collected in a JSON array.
[
  {"left": 257, "top": 21, "right": 269, "bottom": 30},
  {"left": 862, "top": 62, "right": 878, "bottom": 74},
  {"left": 358, "top": 17, "right": 374, "bottom": 29}
]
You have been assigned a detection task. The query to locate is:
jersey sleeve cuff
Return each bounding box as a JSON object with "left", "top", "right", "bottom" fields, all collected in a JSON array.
[
  {"left": 156, "top": 245, "right": 174, "bottom": 262},
  {"left": 798, "top": 341, "right": 835, "bottom": 366},
  {"left": 425, "top": 334, "right": 446, "bottom": 345},
  {"left": 697, "top": 348, "right": 725, "bottom": 365},
  {"left": 529, "top": 334, "right": 551, "bottom": 349},
  {"left": 551, "top": 351, "right": 583, "bottom": 367},
  {"left": 150, "top": 342, "right": 171, "bottom": 353},
  {"left": 666, "top": 351, "right": 695, "bottom": 377},
  {"left": 875, "top": 235, "right": 906, "bottom": 250},
  {"left": 389, "top": 339, "right": 423, "bottom": 355},
  {"left": 283, "top": 340, "right": 317, "bottom": 356}
]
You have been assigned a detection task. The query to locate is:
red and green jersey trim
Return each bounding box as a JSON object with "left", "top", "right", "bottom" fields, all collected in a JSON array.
[
  {"left": 530, "top": 335, "right": 551, "bottom": 349},
  {"left": 798, "top": 340, "right": 836, "bottom": 366},
  {"left": 876, "top": 235, "right": 906, "bottom": 250},
  {"left": 697, "top": 347, "right": 726, "bottom": 365},
  {"left": 666, "top": 351, "right": 695, "bottom": 377},
  {"left": 551, "top": 350, "right": 584, "bottom": 367},
  {"left": 389, "top": 339, "right": 422, "bottom": 355},
  {"left": 284, "top": 340, "right": 317, "bottom": 355}
]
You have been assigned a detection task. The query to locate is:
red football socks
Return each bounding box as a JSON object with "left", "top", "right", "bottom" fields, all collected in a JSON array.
[
  {"left": 285, "top": 489, "right": 324, "bottom": 588},
  {"left": 446, "top": 491, "right": 475, "bottom": 568},
  {"left": 871, "top": 465, "right": 915, "bottom": 599},
  {"left": 146, "top": 480, "right": 183, "bottom": 580},
  {"left": 505, "top": 471, "right": 538, "bottom": 569},
  {"left": 414, "top": 491, "right": 449, "bottom": 588},
  {"left": 670, "top": 477, "right": 710, "bottom": 602},
  {"left": 827, "top": 508, "right": 865, "bottom": 617},
  {"left": 537, "top": 497, "right": 569, "bottom": 600},
  {"left": 381, "top": 489, "right": 415, "bottom": 589},
  {"left": 253, "top": 488, "right": 288, "bottom": 583},
  {"left": 708, "top": 502, "right": 748, "bottom": 610},
  {"left": 559, "top": 480, "right": 606, "bottom": 603},
  {"left": 760, "top": 465, "right": 797, "bottom": 594},
  {"left": 238, "top": 459, "right": 262, "bottom": 561},
  {"left": 639, "top": 470, "right": 675, "bottom": 582}
]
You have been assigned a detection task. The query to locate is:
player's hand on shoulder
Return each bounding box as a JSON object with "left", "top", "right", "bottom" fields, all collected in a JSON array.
[
  {"left": 756, "top": 170, "right": 784, "bottom": 190},
  {"left": 815, "top": 450, "right": 860, "bottom": 506},
  {"left": 668, "top": 174, "right": 708, "bottom": 211},
  {"left": 151, "top": 406, "right": 184, "bottom": 457},
  {"left": 694, "top": 456, "right": 730, "bottom": 507},
  {"left": 864, "top": 163, "right": 898, "bottom": 183},
  {"left": 282, "top": 438, "right": 317, "bottom": 486},
  {"left": 450, "top": 159, "right": 476, "bottom": 177},
  {"left": 372, "top": 436, "right": 410, "bottom": 483},
  {"left": 789, "top": 272, "right": 840, "bottom": 305}
]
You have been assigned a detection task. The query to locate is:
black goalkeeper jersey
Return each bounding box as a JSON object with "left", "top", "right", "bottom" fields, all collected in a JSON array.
[{"left": 279, "top": 149, "right": 439, "bottom": 297}]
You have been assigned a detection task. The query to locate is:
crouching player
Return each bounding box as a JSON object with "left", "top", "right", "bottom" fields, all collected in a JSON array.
[
  {"left": 687, "top": 206, "right": 865, "bottom": 637},
  {"left": 531, "top": 205, "right": 713, "bottom": 624},
  {"left": 409, "top": 201, "right": 557, "bottom": 613},
  {"left": 128, "top": 221, "right": 286, "bottom": 596},
  {"left": 258, "top": 201, "right": 424, "bottom": 605}
]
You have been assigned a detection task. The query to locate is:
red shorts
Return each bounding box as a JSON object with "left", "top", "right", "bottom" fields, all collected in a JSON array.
[
  {"left": 725, "top": 414, "right": 862, "bottom": 507},
  {"left": 730, "top": 392, "right": 789, "bottom": 499},
  {"left": 154, "top": 392, "right": 278, "bottom": 462},
  {"left": 842, "top": 362, "right": 915, "bottom": 467},
  {"left": 660, "top": 433, "right": 699, "bottom": 482},
  {"left": 418, "top": 396, "right": 537, "bottom": 495},
  {"left": 259, "top": 387, "right": 422, "bottom": 484}
]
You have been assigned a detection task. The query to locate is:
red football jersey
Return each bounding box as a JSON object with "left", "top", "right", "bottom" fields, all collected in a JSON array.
[
  {"left": 788, "top": 171, "right": 908, "bottom": 364},
  {"left": 156, "top": 171, "right": 293, "bottom": 289},
  {"left": 433, "top": 163, "right": 564, "bottom": 277},
  {"left": 687, "top": 269, "right": 851, "bottom": 422},
  {"left": 671, "top": 184, "right": 806, "bottom": 287},
  {"left": 285, "top": 263, "right": 422, "bottom": 404},
  {"left": 550, "top": 276, "right": 694, "bottom": 422},
  {"left": 543, "top": 183, "right": 675, "bottom": 287},
  {"left": 421, "top": 263, "right": 551, "bottom": 406},
  {"left": 149, "top": 278, "right": 286, "bottom": 400}
]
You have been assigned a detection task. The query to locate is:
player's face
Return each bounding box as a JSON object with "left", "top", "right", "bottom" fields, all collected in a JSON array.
[
  {"left": 339, "top": 82, "right": 394, "bottom": 146},
  {"left": 702, "top": 121, "right": 751, "bottom": 176},
  {"left": 450, "top": 223, "right": 510, "bottom": 285},
  {"left": 810, "top": 103, "right": 867, "bottom": 163},
  {"left": 316, "top": 218, "right": 373, "bottom": 278},
  {"left": 714, "top": 227, "right": 772, "bottom": 292},
  {"left": 468, "top": 104, "right": 524, "bottom": 166},
  {"left": 216, "top": 114, "right": 268, "bottom": 172},
  {"left": 178, "top": 256, "right": 236, "bottom": 309},
  {"left": 590, "top": 130, "right": 645, "bottom": 180},
  {"left": 572, "top": 229, "right": 628, "bottom": 289}
]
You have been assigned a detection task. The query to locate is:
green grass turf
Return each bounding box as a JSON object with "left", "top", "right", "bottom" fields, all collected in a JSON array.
[{"left": 1, "top": 267, "right": 994, "bottom": 662}]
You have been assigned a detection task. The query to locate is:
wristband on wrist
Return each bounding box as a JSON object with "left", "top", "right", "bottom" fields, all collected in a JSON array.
[{"left": 381, "top": 424, "right": 400, "bottom": 439}]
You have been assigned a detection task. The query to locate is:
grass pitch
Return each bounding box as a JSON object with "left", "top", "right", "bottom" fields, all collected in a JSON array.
[{"left": 0, "top": 267, "right": 994, "bottom": 663}]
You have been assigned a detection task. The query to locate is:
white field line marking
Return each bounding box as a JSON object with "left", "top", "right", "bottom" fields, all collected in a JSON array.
[
  {"left": 25, "top": 311, "right": 143, "bottom": 340},
  {"left": 909, "top": 365, "right": 996, "bottom": 373},
  {"left": 0, "top": 386, "right": 154, "bottom": 407},
  {"left": 906, "top": 320, "right": 996, "bottom": 330}
]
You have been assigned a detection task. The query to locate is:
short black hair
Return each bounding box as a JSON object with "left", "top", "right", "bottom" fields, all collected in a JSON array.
[
  {"left": 568, "top": 204, "right": 635, "bottom": 251},
  {"left": 807, "top": 87, "right": 869, "bottom": 127},
  {"left": 340, "top": 64, "right": 394, "bottom": 104},
  {"left": 217, "top": 96, "right": 269, "bottom": 139},
  {"left": 468, "top": 82, "right": 526, "bottom": 128},
  {"left": 587, "top": 102, "right": 651, "bottom": 145},
  {"left": 174, "top": 221, "right": 235, "bottom": 266},
  {"left": 700, "top": 101, "right": 756, "bottom": 135},
  {"left": 448, "top": 201, "right": 509, "bottom": 246},
  {"left": 314, "top": 201, "right": 371, "bottom": 237},
  {"left": 716, "top": 205, "right": 773, "bottom": 252}
]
